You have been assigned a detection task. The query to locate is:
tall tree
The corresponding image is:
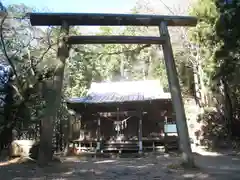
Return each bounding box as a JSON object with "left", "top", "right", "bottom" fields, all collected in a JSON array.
[
  {"left": 189, "top": 0, "right": 240, "bottom": 143},
  {"left": 0, "top": 4, "right": 51, "bottom": 151},
  {"left": 214, "top": 0, "right": 240, "bottom": 137}
]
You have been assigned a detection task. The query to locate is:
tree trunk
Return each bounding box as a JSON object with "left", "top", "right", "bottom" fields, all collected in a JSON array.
[
  {"left": 198, "top": 62, "right": 208, "bottom": 106},
  {"left": 38, "top": 22, "right": 69, "bottom": 166},
  {"left": 191, "top": 46, "right": 207, "bottom": 108},
  {"left": 144, "top": 55, "right": 150, "bottom": 79},
  {"left": 64, "top": 115, "right": 75, "bottom": 155},
  {"left": 193, "top": 64, "right": 201, "bottom": 107},
  {"left": 221, "top": 79, "right": 233, "bottom": 138},
  {"left": 120, "top": 51, "right": 125, "bottom": 78},
  {"left": 59, "top": 119, "right": 63, "bottom": 151}
]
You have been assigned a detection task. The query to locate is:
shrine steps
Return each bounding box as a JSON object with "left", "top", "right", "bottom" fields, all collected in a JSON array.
[{"left": 102, "top": 141, "right": 139, "bottom": 153}]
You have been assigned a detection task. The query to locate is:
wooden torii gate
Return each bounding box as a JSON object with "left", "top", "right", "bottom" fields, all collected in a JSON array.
[{"left": 29, "top": 13, "right": 197, "bottom": 166}]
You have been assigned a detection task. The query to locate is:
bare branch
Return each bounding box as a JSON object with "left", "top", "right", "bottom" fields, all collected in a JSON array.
[
  {"left": 0, "top": 13, "right": 19, "bottom": 79},
  {"left": 9, "top": 37, "right": 33, "bottom": 60},
  {"left": 159, "top": 0, "right": 175, "bottom": 14},
  {"left": 38, "top": 27, "right": 54, "bottom": 61},
  {"left": 157, "top": 0, "right": 200, "bottom": 66}
]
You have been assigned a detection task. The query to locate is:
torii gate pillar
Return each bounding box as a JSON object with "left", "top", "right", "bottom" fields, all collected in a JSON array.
[{"left": 159, "top": 22, "right": 194, "bottom": 166}]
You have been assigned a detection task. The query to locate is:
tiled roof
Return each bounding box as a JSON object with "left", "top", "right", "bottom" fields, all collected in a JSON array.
[{"left": 68, "top": 80, "right": 171, "bottom": 104}]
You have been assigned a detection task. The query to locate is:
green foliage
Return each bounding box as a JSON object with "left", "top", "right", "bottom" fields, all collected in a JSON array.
[
  {"left": 189, "top": 0, "right": 240, "bottom": 143},
  {"left": 189, "top": 0, "right": 220, "bottom": 81},
  {"left": 215, "top": 0, "right": 240, "bottom": 80},
  {"left": 197, "top": 107, "right": 227, "bottom": 150},
  {"left": 64, "top": 24, "right": 171, "bottom": 95}
]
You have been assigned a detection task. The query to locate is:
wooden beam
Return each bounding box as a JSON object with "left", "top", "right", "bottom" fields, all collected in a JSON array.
[
  {"left": 138, "top": 111, "right": 143, "bottom": 153},
  {"left": 29, "top": 12, "right": 197, "bottom": 27},
  {"left": 65, "top": 36, "right": 166, "bottom": 44},
  {"left": 66, "top": 99, "right": 172, "bottom": 113},
  {"left": 96, "top": 117, "right": 101, "bottom": 152},
  {"left": 99, "top": 111, "right": 145, "bottom": 117},
  {"left": 159, "top": 22, "right": 194, "bottom": 166}
]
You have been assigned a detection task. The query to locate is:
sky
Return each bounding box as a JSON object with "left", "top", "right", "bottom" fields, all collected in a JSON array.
[
  {"left": 3, "top": 0, "right": 185, "bottom": 32},
  {"left": 4, "top": 0, "right": 138, "bottom": 13},
  {"left": 4, "top": 0, "right": 139, "bottom": 32}
]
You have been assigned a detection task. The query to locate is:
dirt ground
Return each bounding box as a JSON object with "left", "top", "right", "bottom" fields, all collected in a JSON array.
[{"left": 0, "top": 151, "right": 240, "bottom": 180}]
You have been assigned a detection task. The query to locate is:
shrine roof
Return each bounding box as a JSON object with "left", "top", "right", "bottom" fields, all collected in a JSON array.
[{"left": 67, "top": 80, "right": 171, "bottom": 105}]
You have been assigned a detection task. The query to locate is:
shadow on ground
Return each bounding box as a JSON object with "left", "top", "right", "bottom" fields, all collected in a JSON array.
[
  {"left": 0, "top": 153, "right": 240, "bottom": 180},
  {"left": 194, "top": 153, "right": 240, "bottom": 180}
]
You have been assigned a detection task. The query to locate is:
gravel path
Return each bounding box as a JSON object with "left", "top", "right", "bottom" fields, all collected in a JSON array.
[{"left": 0, "top": 153, "right": 240, "bottom": 180}]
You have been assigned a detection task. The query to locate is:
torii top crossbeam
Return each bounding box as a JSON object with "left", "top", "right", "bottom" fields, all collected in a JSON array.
[{"left": 29, "top": 12, "right": 197, "bottom": 27}]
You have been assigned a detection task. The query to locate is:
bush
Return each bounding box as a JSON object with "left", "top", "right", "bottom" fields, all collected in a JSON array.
[{"left": 196, "top": 107, "right": 228, "bottom": 150}]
